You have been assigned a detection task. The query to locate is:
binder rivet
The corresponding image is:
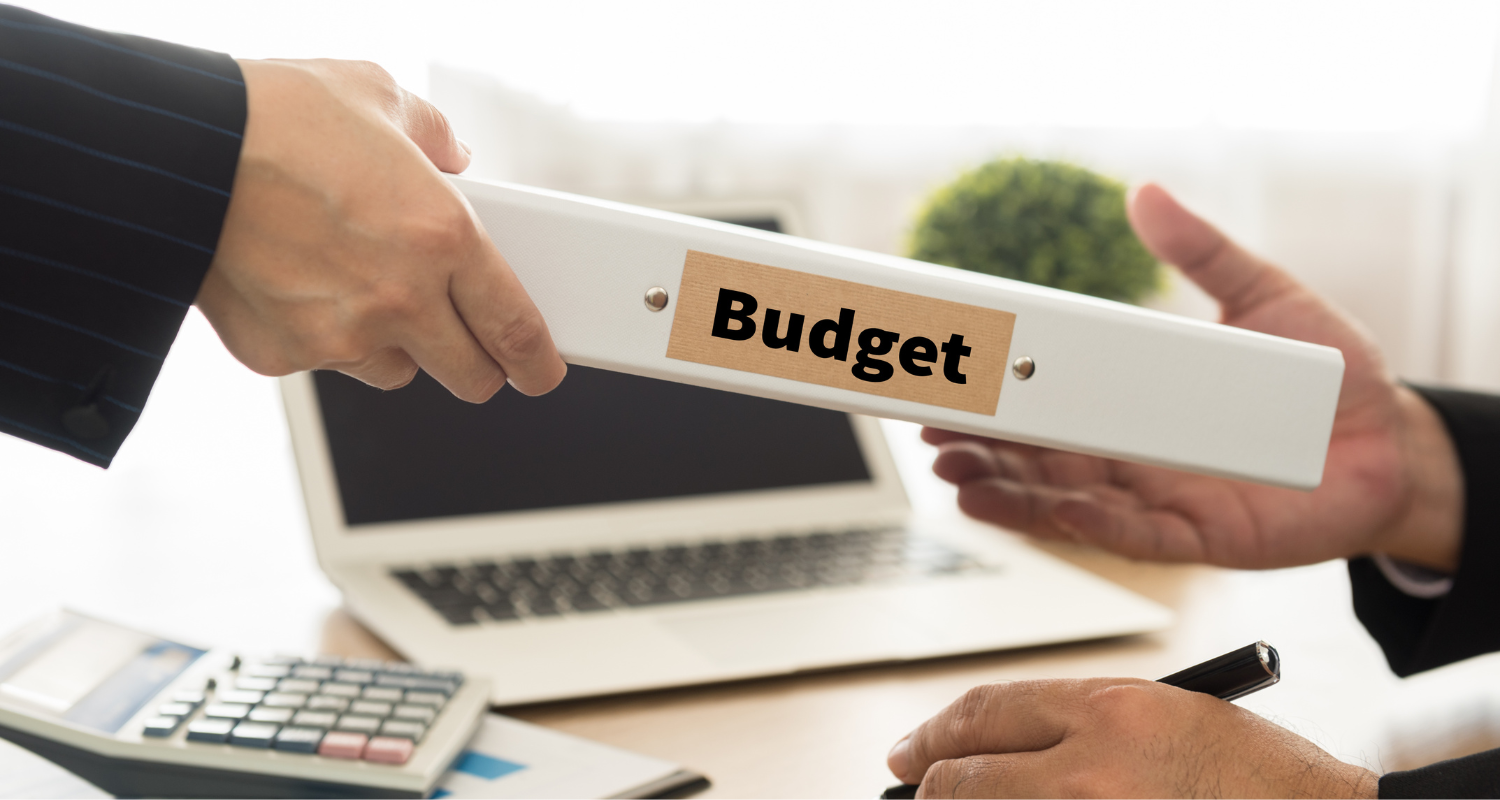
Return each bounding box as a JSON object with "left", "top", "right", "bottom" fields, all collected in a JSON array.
[
  {"left": 1011, "top": 356, "right": 1035, "bottom": 380},
  {"left": 644, "top": 287, "right": 669, "bottom": 312}
]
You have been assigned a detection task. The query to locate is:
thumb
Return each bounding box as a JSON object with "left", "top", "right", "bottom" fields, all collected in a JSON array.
[
  {"left": 398, "top": 90, "right": 472, "bottom": 175},
  {"left": 1128, "top": 183, "right": 1295, "bottom": 319}
]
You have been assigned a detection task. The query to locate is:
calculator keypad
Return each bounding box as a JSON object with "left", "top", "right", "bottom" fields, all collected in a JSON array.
[{"left": 149, "top": 654, "right": 461, "bottom": 765}]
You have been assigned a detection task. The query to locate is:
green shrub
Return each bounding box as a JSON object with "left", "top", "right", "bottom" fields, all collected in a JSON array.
[{"left": 908, "top": 157, "right": 1161, "bottom": 304}]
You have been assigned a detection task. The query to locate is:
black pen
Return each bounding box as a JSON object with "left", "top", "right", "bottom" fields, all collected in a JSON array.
[{"left": 879, "top": 641, "right": 1281, "bottom": 800}]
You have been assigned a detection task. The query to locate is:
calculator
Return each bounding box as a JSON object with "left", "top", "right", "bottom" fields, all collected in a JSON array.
[{"left": 0, "top": 610, "right": 489, "bottom": 798}]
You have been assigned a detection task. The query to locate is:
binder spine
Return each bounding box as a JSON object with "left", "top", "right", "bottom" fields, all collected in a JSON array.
[{"left": 453, "top": 176, "right": 1343, "bottom": 490}]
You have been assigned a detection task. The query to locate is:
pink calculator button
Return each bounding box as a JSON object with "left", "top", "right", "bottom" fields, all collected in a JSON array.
[
  {"left": 363, "top": 736, "right": 414, "bottom": 765},
  {"left": 317, "top": 731, "right": 368, "bottom": 760}
]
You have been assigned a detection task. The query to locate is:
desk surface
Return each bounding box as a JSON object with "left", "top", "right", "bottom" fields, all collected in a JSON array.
[{"left": 3, "top": 315, "right": 1500, "bottom": 798}]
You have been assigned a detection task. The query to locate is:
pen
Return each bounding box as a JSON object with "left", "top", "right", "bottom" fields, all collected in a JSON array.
[{"left": 878, "top": 641, "right": 1281, "bottom": 800}]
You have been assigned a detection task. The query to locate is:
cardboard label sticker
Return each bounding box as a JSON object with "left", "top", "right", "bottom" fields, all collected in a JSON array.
[{"left": 666, "top": 251, "right": 1015, "bottom": 415}]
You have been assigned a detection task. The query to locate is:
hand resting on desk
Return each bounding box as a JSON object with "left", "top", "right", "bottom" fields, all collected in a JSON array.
[
  {"left": 887, "top": 679, "right": 1378, "bottom": 798},
  {"left": 924, "top": 183, "right": 1462, "bottom": 574}
]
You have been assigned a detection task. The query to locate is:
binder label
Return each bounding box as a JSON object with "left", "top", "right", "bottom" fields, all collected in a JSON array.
[{"left": 666, "top": 251, "right": 1015, "bottom": 415}]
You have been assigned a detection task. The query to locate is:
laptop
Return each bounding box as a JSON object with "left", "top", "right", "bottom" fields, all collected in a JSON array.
[{"left": 279, "top": 208, "right": 1172, "bottom": 706}]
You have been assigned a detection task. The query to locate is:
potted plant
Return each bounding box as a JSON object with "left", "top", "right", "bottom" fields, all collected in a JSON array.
[{"left": 908, "top": 157, "right": 1161, "bottom": 304}]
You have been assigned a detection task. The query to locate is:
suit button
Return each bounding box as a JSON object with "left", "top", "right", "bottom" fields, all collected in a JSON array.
[{"left": 62, "top": 403, "right": 110, "bottom": 439}]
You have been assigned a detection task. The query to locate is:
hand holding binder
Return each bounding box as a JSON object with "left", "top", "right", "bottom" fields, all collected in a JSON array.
[{"left": 923, "top": 185, "right": 1463, "bottom": 573}]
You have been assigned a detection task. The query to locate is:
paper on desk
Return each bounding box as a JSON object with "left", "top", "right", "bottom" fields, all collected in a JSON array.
[{"left": 434, "top": 713, "right": 703, "bottom": 799}]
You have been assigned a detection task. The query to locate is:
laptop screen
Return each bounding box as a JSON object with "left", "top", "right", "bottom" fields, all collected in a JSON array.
[{"left": 314, "top": 361, "right": 872, "bottom": 527}]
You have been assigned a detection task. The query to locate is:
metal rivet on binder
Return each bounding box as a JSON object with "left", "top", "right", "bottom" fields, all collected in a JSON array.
[
  {"left": 644, "top": 287, "right": 669, "bottom": 311},
  {"left": 1012, "top": 356, "right": 1035, "bottom": 380}
]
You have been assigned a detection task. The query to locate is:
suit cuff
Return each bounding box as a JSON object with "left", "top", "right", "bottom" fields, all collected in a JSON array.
[{"left": 1372, "top": 553, "right": 1452, "bottom": 600}]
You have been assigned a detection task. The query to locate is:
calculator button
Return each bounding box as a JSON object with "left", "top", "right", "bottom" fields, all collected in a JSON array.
[
  {"left": 381, "top": 661, "right": 417, "bottom": 674},
  {"left": 171, "top": 690, "right": 206, "bottom": 706},
  {"left": 310, "top": 655, "right": 345, "bottom": 667},
  {"left": 402, "top": 691, "right": 446, "bottom": 708},
  {"left": 291, "top": 710, "right": 339, "bottom": 729},
  {"left": 142, "top": 716, "right": 181, "bottom": 737},
  {"left": 157, "top": 702, "right": 194, "bottom": 717},
  {"left": 204, "top": 703, "right": 251, "bottom": 720},
  {"left": 241, "top": 663, "right": 291, "bottom": 679},
  {"left": 317, "top": 731, "right": 367, "bottom": 760},
  {"left": 363, "top": 736, "right": 414, "bottom": 765},
  {"left": 248, "top": 706, "right": 295, "bottom": 724},
  {"left": 292, "top": 665, "right": 333, "bottom": 681},
  {"left": 334, "top": 669, "right": 374, "bottom": 685},
  {"left": 361, "top": 687, "right": 403, "bottom": 703},
  {"left": 235, "top": 677, "right": 278, "bottom": 692},
  {"left": 344, "top": 658, "right": 386, "bottom": 671},
  {"left": 336, "top": 715, "right": 383, "bottom": 735},
  {"left": 216, "top": 690, "right": 265, "bottom": 705},
  {"left": 230, "top": 721, "right": 280, "bottom": 748},
  {"left": 186, "top": 718, "right": 236, "bottom": 743},
  {"left": 277, "top": 678, "right": 321, "bottom": 694},
  {"left": 273, "top": 726, "right": 325, "bottom": 753},
  {"left": 349, "top": 700, "right": 392, "bottom": 717},
  {"left": 262, "top": 655, "right": 304, "bottom": 666},
  {"left": 407, "top": 678, "right": 457, "bottom": 695},
  {"left": 336, "top": 714, "right": 384, "bottom": 732},
  {"left": 320, "top": 682, "right": 362, "bottom": 698},
  {"left": 378, "top": 720, "right": 426, "bottom": 742},
  {"left": 391, "top": 704, "right": 436, "bottom": 724},
  {"left": 307, "top": 695, "right": 350, "bottom": 712},
  {"left": 261, "top": 692, "right": 308, "bottom": 708}
]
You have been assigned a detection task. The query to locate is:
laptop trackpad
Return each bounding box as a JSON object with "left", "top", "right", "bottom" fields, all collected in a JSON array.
[{"left": 657, "top": 593, "right": 929, "bottom": 670}]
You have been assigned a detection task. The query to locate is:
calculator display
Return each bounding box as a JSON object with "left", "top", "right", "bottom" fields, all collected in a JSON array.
[{"left": 0, "top": 615, "right": 204, "bottom": 733}]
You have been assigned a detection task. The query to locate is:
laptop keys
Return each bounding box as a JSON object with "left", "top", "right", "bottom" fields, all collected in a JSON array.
[{"left": 399, "top": 527, "right": 990, "bottom": 625}]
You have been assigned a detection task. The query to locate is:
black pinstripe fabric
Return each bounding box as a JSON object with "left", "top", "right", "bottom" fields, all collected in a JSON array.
[{"left": 0, "top": 5, "right": 246, "bottom": 466}]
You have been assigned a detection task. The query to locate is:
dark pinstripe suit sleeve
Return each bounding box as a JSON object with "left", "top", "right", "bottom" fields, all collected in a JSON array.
[
  {"left": 1344, "top": 386, "right": 1500, "bottom": 797},
  {"left": 0, "top": 4, "right": 245, "bottom": 467}
]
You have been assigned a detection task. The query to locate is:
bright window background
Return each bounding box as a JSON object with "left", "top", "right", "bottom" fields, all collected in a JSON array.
[{"left": 19, "top": 1, "right": 1500, "bottom": 131}]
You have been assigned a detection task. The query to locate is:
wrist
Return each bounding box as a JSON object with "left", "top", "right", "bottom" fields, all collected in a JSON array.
[
  {"left": 1367, "top": 386, "right": 1463, "bottom": 573},
  {"left": 1327, "top": 765, "right": 1381, "bottom": 799}
]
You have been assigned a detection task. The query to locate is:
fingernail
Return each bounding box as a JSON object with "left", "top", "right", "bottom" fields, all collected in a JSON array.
[
  {"left": 887, "top": 736, "right": 911, "bottom": 781},
  {"left": 457, "top": 138, "right": 473, "bottom": 156}
]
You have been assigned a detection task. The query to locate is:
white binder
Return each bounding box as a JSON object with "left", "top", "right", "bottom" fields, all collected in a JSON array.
[{"left": 451, "top": 175, "right": 1343, "bottom": 490}]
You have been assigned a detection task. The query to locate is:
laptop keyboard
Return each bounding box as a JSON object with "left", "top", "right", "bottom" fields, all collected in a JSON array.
[{"left": 393, "top": 528, "right": 990, "bottom": 626}]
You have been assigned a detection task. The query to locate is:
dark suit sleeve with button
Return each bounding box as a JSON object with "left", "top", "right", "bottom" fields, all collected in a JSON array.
[
  {"left": 0, "top": 4, "right": 245, "bottom": 467},
  {"left": 1347, "top": 386, "right": 1500, "bottom": 797}
]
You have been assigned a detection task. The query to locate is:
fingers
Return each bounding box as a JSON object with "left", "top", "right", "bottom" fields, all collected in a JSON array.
[
  {"left": 1050, "top": 496, "right": 1211, "bottom": 562},
  {"left": 1127, "top": 183, "right": 1298, "bottom": 320},
  {"left": 396, "top": 306, "right": 510, "bottom": 403},
  {"left": 889, "top": 681, "right": 1083, "bottom": 785},
  {"left": 397, "top": 89, "right": 472, "bottom": 175},
  {"left": 917, "top": 754, "right": 1048, "bottom": 799},
  {"left": 328, "top": 346, "right": 419, "bottom": 391},
  {"left": 448, "top": 229, "right": 568, "bottom": 397}
]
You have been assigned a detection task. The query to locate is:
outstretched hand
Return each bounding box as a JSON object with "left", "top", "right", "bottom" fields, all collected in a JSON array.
[
  {"left": 926, "top": 184, "right": 1462, "bottom": 571},
  {"left": 197, "top": 59, "right": 567, "bottom": 402}
]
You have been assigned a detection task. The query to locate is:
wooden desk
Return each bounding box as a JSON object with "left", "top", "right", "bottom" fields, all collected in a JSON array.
[{"left": 3, "top": 315, "right": 1500, "bottom": 797}]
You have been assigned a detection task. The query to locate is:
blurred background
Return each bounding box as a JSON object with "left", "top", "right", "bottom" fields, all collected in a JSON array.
[
  {"left": 21, "top": 0, "right": 1500, "bottom": 381},
  {"left": 8, "top": 1, "right": 1500, "bottom": 788}
]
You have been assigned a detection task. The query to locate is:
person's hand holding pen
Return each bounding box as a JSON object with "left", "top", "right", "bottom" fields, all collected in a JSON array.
[
  {"left": 923, "top": 184, "right": 1463, "bottom": 574},
  {"left": 885, "top": 644, "right": 1378, "bottom": 799},
  {"left": 885, "top": 677, "right": 1376, "bottom": 798}
]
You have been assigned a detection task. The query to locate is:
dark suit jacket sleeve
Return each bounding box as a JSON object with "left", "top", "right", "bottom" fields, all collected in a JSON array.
[
  {"left": 1346, "top": 386, "right": 1500, "bottom": 796},
  {"left": 0, "top": 4, "right": 245, "bottom": 467}
]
